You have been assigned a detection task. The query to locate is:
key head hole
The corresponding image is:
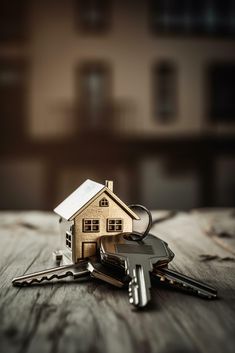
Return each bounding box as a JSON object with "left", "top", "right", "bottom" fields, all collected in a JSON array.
[{"left": 128, "top": 204, "right": 153, "bottom": 241}]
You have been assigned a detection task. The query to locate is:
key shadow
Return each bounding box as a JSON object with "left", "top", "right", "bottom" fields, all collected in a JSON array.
[{"left": 131, "top": 298, "right": 160, "bottom": 312}]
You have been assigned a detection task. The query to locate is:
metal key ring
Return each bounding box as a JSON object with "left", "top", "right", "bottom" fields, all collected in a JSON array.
[{"left": 127, "top": 204, "right": 153, "bottom": 241}]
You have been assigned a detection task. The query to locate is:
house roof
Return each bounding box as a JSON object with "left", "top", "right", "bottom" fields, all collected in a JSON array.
[{"left": 54, "top": 179, "right": 139, "bottom": 221}]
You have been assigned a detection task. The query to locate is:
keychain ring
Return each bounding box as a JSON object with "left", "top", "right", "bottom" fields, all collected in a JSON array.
[{"left": 127, "top": 204, "right": 152, "bottom": 241}]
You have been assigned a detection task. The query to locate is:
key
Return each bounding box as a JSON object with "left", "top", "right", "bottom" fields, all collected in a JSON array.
[
  {"left": 100, "top": 233, "right": 175, "bottom": 308},
  {"left": 12, "top": 257, "right": 130, "bottom": 288},
  {"left": 152, "top": 267, "right": 217, "bottom": 299},
  {"left": 12, "top": 261, "right": 89, "bottom": 286}
]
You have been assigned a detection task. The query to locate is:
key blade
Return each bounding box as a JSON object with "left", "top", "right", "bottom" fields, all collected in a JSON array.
[
  {"left": 128, "top": 262, "right": 152, "bottom": 308},
  {"left": 154, "top": 267, "right": 217, "bottom": 299},
  {"left": 12, "top": 262, "right": 89, "bottom": 286},
  {"left": 131, "top": 265, "right": 151, "bottom": 307}
]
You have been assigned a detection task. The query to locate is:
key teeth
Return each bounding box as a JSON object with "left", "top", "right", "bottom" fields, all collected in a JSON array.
[
  {"left": 13, "top": 276, "right": 51, "bottom": 286},
  {"left": 154, "top": 269, "right": 217, "bottom": 299},
  {"left": 166, "top": 276, "right": 216, "bottom": 299},
  {"left": 128, "top": 288, "right": 134, "bottom": 304},
  {"left": 12, "top": 271, "right": 74, "bottom": 286}
]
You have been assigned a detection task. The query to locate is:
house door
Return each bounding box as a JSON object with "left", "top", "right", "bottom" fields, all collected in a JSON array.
[{"left": 82, "top": 242, "right": 97, "bottom": 258}]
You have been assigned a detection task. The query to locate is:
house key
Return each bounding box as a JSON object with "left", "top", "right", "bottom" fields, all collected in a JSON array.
[
  {"left": 12, "top": 261, "right": 89, "bottom": 286},
  {"left": 100, "top": 233, "right": 174, "bottom": 308},
  {"left": 12, "top": 257, "right": 129, "bottom": 288}
]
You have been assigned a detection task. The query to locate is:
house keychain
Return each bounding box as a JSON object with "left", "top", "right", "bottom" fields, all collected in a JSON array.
[
  {"left": 53, "top": 179, "right": 140, "bottom": 264},
  {"left": 12, "top": 179, "right": 217, "bottom": 308}
]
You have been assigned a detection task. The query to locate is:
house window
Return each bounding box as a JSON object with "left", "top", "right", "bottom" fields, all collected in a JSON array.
[
  {"left": 207, "top": 63, "right": 235, "bottom": 123},
  {"left": 66, "top": 232, "right": 72, "bottom": 249},
  {"left": 107, "top": 219, "right": 123, "bottom": 232},
  {"left": 83, "top": 219, "right": 100, "bottom": 232},
  {"left": 99, "top": 197, "right": 109, "bottom": 207},
  {"left": 75, "top": 0, "right": 111, "bottom": 33},
  {"left": 0, "top": 59, "right": 28, "bottom": 140},
  {"left": 149, "top": 0, "right": 235, "bottom": 37},
  {"left": 76, "top": 62, "right": 111, "bottom": 132},
  {"left": 153, "top": 62, "right": 177, "bottom": 122}
]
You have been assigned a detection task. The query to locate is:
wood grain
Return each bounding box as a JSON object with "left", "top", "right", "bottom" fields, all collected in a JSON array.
[{"left": 0, "top": 210, "right": 235, "bottom": 353}]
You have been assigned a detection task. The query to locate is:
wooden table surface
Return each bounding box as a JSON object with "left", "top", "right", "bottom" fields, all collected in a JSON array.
[{"left": 0, "top": 209, "right": 235, "bottom": 353}]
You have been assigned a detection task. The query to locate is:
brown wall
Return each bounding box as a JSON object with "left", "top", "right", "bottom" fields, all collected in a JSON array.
[
  {"left": 1, "top": 0, "right": 235, "bottom": 211},
  {"left": 28, "top": 0, "right": 235, "bottom": 139}
]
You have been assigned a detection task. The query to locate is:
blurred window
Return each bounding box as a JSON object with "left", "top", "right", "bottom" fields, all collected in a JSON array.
[
  {"left": 152, "top": 62, "right": 177, "bottom": 122},
  {"left": 208, "top": 63, "right": 235, "bottom": 122},
  {"left": 149, "top": 0, "right": 235, "bottom": 37},
  {"left": 0, "top": 60, "right": 28, "bottom": 140},
  {"left": 0, "top": 0, "right": 28, "bottom": 43},
  {"left": 75, "top": 0, "right": 111, "bottom": 33},
  {"left": 66, "top": 232, "right": 72, "bottom": 249},
  {"left": 77, "top": 62, "right": 111, "bottom": 131}
]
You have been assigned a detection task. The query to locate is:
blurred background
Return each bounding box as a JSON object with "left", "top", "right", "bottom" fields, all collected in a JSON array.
[{"left": 0, "top": 0, "right": 235, "bottom": 211}]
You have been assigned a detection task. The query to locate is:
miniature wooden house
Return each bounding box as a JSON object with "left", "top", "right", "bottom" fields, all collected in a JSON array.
[{"left": 54, "top": 179, "right": 139, "bottom": 262}]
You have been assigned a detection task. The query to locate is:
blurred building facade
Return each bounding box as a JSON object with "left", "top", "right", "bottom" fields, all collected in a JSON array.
[{"left": 0, "top": 0, "right": 235, "bottom": 210}]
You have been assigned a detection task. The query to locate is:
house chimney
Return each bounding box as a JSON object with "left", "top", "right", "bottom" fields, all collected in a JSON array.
[{"left": 105, "top": 180, "right": 113, "bottom": 192}]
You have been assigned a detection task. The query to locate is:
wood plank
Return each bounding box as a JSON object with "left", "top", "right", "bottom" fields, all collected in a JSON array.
[{"left": 0, "top": 210, "right": 235, "bottom": 353}]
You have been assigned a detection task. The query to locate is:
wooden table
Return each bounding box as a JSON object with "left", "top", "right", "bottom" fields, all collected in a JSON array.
[{"left": 1, "top": 209, "right": 235, "bottom": 353}]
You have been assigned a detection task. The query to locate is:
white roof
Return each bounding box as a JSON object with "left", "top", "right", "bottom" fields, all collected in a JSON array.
[
  {"left": 54, "top": 179, "right": 104, "bottom": 220},
  {"left": 54, "top": 179, "right": 140, "bottom": 221}
]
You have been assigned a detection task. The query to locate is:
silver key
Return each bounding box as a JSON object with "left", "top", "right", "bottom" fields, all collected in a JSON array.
[
  {"left": 12, "top": 258, "right": 129, "bottom": 288},
  {"left": 152, "top": 267, "right": 217, "bottom": 299},
  {"left": 100, "top": 233, "right": 174, "bottom": 308},
  {"left": 12, "top": 261, "right": 89, "bottom": 286}
]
